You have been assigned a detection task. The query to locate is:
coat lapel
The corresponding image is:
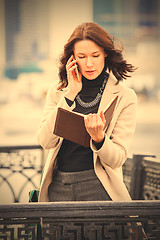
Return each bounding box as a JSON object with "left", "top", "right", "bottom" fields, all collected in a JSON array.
[{"left": 98, "top": 73, "right": 120, "bottom": 114}]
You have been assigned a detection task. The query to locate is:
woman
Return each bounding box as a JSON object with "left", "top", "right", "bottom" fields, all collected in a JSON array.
[{"left": 37, "top": 22, "right": 137, "bottom": 202}]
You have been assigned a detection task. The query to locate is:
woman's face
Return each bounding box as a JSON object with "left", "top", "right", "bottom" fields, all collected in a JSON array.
[{"left": 74, "top": 39, "right": 107, "bottom": 80}]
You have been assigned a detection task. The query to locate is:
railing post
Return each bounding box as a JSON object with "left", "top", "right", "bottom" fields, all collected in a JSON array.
[
  {"left": 141, "top": 157, "right": 160, "bottom": 200},
  {"left": 130, "top": 154, "right": 143, "bottom": 199},
  {"left": 131, "top": 154, "right": 156, "bottom": 199}
]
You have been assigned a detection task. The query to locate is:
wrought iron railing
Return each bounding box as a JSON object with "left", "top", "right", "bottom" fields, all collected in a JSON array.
[
  {"left": 122, "top": 154, "right": 160, "bottom": 200},
  {"left": 142, "top": 157, "right": 160, "bottom": 200},
  {"left": 0, "top": 200, "right": 160, "bottom": 240},
  {"left": 0, "top": 145, "right": 160, "bottom": 204},
  {"left": 0, "top": 145, "right": 160, "bottom": 239},
  {"left": 0, "top": 145, "right": 44, "bottom": 203}
]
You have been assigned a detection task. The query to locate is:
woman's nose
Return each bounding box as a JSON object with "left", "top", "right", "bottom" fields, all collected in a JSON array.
[{"left": 86, "top": 58, "right": 93, "bottom": 67}]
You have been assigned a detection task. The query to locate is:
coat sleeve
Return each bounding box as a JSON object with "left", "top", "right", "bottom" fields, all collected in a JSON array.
[
  {"left": 37, "top": 83, "right": 75, "bottom": 149},
  {"left": 91, "top": 88, "right": 137, "bottom": 169}
]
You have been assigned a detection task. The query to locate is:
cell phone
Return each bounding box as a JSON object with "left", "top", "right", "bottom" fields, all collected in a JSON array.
[{"left": 73, "top": 57, "right": 80, "bottom": 81}]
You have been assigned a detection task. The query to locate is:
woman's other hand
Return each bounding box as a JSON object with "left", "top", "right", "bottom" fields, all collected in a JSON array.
[
  {"left": 65, "top": 55, "right": 82, "bottom": 101},
  {"left": 84, "top": 111, "right": 106, "bottom": 143}
]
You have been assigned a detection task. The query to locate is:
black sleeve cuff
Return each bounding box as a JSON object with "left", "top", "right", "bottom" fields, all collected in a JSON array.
[
  {"left": 65, "top": 97, "right": 74, "bottom": 107},
  {"left": 93, "top": 137, "right": 105, "bottom": 150}
]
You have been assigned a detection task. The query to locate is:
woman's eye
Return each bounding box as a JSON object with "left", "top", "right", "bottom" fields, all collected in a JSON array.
[
  {"left": 93, "top": 55, "right": 100, "bottom": 58},
  {"left": 78, "top": 56, "right": 85, "bottom": 59}
]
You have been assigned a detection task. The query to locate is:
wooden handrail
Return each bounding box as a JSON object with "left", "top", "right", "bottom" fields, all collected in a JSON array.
[
  {"left": 0, "top": 200, "right": 160, "bottom": 218},
  {"left": 0, "top": 201, "right": 160, "bottom": 240}
]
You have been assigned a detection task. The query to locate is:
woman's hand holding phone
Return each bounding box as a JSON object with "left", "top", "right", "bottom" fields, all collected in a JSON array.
[{"left": 65, "top": 55, "right": 82, "bottom": 101}]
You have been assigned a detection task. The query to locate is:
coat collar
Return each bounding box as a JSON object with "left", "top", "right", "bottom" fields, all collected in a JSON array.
[
  {"left": 98, "top": 73, "right": 120, "bottom": 113},
  {"left": 105, "top": 73, "right": 120, "bottom": 94}
]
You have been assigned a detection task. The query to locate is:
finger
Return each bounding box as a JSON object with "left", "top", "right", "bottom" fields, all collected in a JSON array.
[
  {"left": 67, "top": 60, "right": 77, "bottom": 70},
  {"left": 84, "top": 114, "right": 93, "bottom": 127},
  {"left": 68, "top": 64, "right": 78, "bottom": 72},
  {"left": 66, "top": 55, "right": 76, "bottom": 68},
  {"left": 68, "top": 65, "right": 80, "bottom": 80},
  {"left": 67, "top": 55, "right": 74, "bottom": 64},
  {"left": 86, "top": 114, "right": 98, "bottom": 129},
  {"left": 95, "top": 114, "right": 103, "bottom": 130},
  {"left": 100, "top": 111, "right": 106, "bottom": 125},
  {"left": 66, "top": 61, "right": 79, "bottom": 80}
]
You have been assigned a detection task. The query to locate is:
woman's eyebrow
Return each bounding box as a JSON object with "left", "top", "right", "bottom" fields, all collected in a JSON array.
[
  {"left": 77, "top": 51, "right": 100, "bottom": 55},
  {"left": 92, "top": 51, "right": 100, "bottom": 54}
]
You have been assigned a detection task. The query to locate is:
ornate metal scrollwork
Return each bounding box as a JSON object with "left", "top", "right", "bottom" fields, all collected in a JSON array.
[{"left": 0, "top": 145, "right": 43, "bottom": 203}]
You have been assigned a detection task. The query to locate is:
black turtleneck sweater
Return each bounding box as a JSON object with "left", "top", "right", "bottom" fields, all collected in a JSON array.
[{"left": 57, "top": 69, "right": 108, "bottom": 172}]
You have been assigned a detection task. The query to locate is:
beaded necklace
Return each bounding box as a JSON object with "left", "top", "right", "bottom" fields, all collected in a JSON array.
[{"left": 75, "top": 72, "right": 108, "bottom": 108}]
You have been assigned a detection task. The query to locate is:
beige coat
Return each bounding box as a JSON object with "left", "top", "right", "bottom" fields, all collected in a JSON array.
[{"left": 37, "top": 73, "right": 137, "bottom": 202}]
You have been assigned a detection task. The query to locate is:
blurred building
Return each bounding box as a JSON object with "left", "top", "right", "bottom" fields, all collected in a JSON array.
[
  {"left": 1, "top": 0, "right": 159, "bottom": 77},
  {"left": 93, "top": 0, "right": 160, "bottom": 96},
  {"left": 2, "top": 0, "right": 49, "bottom": 79},
  {"left": 94, "top": 0, "right": 160, "bottom": 51},
  {"left": 1, "top": 0, "right": 93, "bottom": 79},
  {"left": 5, "top": 0, "right": 49, "bottom": 66}
]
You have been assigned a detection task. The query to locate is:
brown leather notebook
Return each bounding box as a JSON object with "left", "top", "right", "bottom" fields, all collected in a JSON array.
[{"left": 53, "top": 96, "right": 118, "bottom": 148}]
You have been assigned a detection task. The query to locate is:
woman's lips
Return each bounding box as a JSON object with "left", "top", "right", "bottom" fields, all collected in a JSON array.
[{"left": 85, "top": 70, "right": 96, "bottom": 75}]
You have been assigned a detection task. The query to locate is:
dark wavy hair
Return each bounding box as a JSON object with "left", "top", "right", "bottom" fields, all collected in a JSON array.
[{"left": 58, "top": 22, "right": 136, "bottom": 90}]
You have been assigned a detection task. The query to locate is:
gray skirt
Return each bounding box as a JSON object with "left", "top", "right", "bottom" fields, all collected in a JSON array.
[{"left": 48, "top": 169, "right": 111, "bottom": 202}]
